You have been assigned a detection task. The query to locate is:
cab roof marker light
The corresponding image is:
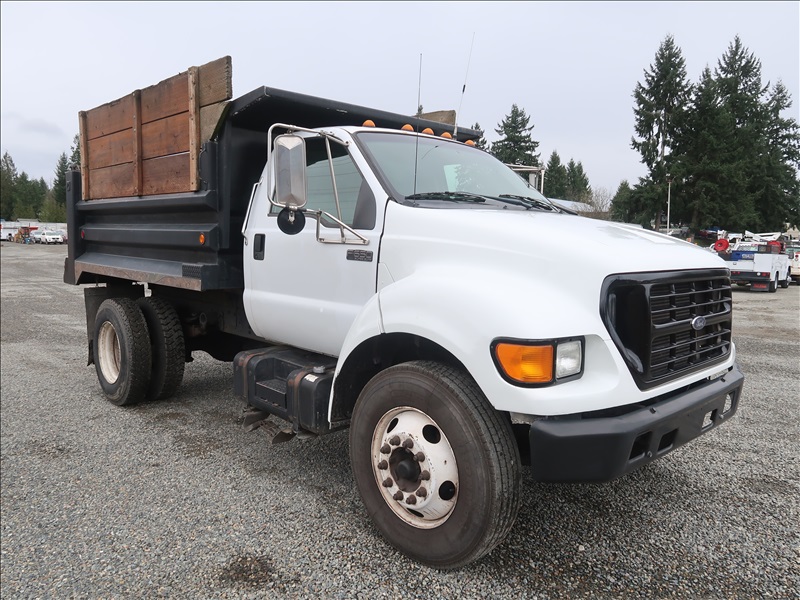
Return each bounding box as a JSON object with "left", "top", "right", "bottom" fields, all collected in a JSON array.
[
  {"left": 465, "top": 140, "right": 475, "bottom": 146},
  {"left": 401, "top": 124, "right": 414, "bottom": 131},
  {"left": 422, "top": 128, "right": 434, "bottom": 135},
  {"left": 362, "top": 119, "right": 376, "bottom": 127},
  {"left": 441, "top": 132, "right": 453, "bottom": 139}
]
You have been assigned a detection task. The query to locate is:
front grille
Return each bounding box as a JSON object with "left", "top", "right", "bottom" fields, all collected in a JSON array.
[{"left": 601, "top": 270, "right": 732, "bottom": 389}]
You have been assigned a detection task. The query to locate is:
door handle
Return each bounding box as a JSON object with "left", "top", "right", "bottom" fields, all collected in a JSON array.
[{"left": 254, "top": 234, "right": 265, "bottom": 260}]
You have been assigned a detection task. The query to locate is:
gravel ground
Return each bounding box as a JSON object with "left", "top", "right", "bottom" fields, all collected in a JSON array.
[{"left": 1, "top": 241, "right": 799, "bottom": 599}]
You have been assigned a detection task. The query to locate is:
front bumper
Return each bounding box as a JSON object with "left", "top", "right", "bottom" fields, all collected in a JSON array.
[{"left": 528, "top": 363, "right": 744, "bottom": 482}]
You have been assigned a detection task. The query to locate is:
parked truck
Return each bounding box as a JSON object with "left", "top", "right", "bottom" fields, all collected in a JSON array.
[
  {"left": 64, "top": 57, "right": 744, "bottom": 569},
  {"left": 715, "top": 233, "right": 791, "bottom": 291}
]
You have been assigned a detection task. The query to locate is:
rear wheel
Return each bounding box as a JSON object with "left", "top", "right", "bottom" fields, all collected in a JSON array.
[
  {"left": 349, "top": 361, "right": 520, "bottom": 569},
  {"left": 779, "top": 273, "right": 790, "bottom": 289},
  {"left": 769, "top": 273, "right": 778, "bottom": 293},
  {"left": 93, "top": 298, "right": 152, "bottom": 406},
  {"left": 137, "top": 296, "right": 185, "bottom": 400}
]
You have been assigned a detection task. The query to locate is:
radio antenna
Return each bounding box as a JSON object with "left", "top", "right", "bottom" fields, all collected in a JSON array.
[
  {"left": 454, "top": 32, "right": 475, "bottom": 140},
  {"left": 413, "top": 53, "right": 422, "bottom": 195}
]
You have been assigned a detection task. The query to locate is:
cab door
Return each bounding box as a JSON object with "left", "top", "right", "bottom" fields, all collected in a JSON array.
[{"left": 243, "top": 135, "right": 382, "bottom": 357}]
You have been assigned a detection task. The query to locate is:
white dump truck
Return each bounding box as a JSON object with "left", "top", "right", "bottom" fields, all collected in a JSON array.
[{"left": 64, "top": 57, "right": 744, "bottom": 568}]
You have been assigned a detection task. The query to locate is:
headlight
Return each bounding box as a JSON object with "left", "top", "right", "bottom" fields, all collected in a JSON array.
[{"left": 491, "top": 337, "right": 584, "bottom": 386}]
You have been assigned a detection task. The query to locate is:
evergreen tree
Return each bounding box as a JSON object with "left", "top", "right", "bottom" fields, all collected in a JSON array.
[
  {"left": 631, "top": 35, "right": 692, "bottom": 226},
  {"left": 491, "top": 104, "right": 540, "bottom": 166},
  {"left": 610, "top": 180, "right": 635, "bottom": 222},
  {"left": 565, "top": 160, "right": 592, "bottom": 202},
  {"left": 632, "top": 35, "right": 692, "bottom": 174},
  {"left": 1, "top": 152, "right": 18, "bottom": 220},
  {"left": 52, "top": 152, "right": 69, "bottom": 208},
  {"left": 544, "top": 151, "right": 568, "bottom": 199},
  {"left": 470, "top": 123, "right": 488, "bottom": 150},
  {"left": 13, "top": 173, "right": 48, "bottom": 219},
  {"left": 69, "top": 133, "right": 81, "bottom": 168}
]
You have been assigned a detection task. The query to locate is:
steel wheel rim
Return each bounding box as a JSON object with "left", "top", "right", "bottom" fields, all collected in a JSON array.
[
  {"left": 370, "top": 406, "right": 459, "bottom": 529},
  {"left": 97, "top": 321, "right": 121, "bottom": 384}
]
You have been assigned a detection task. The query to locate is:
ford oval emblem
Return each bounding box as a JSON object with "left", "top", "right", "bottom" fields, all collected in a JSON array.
[{"left": 691, "top": 316, "right": 707, "bottom": 331}]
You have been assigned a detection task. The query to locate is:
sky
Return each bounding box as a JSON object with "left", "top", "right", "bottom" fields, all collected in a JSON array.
[{"left": 1, "top": 1, "right": 798, "bottom": 196}]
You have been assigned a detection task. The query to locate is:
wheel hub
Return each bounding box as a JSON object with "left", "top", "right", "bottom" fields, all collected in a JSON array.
[{"left": 371, "top": 407, "right": 459, "bottom": 528}]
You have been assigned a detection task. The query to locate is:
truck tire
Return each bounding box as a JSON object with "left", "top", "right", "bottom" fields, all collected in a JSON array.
[
  {"left": 779, "top": 273, "right": 790, "bottom": 289},
  {"left": 349, "top": 361, "right": 521, "bottom": 569},
  {"left": 137, "top": 296, "right": 185, "bottom": 400},
  {"left": 769, "top": 273, "right": 778, "bottom": 293},
  {"left": 93, "top": 298, "right": 152, "bottom": 406}
]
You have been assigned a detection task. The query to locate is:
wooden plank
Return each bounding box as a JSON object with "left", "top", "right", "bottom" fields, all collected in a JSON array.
[
  {"left": 140, "top": 72, "right": 189, "bottom": 124},
  {"left": 200, "top": 102, "right": 228, "bottom": 142},
  {"left": 133, "top": 91, "right": 143, "bottom": 195},
  {"left": 86, "top": 129, "right": 134, "bottom": 170},
  {"left": 88, "top": 163, "right": 136, "bottom": 199},
  {"left": 79, "top": 111, "right": 90, "bottom": 199},
  {"left": 188, "top": 67, "right": 201, "bottom": 191},
  {"left": 84, "top": 95, "right": 135, "bottom": 140},
  {"left": 141, "top": 113, "right": 189, "bottom": 160},
  {"left": 197, "top": 56, "right": 232, "bottom": 107},
  {"left": 141, "top": 153, "right": 190, "bottom": 196}
]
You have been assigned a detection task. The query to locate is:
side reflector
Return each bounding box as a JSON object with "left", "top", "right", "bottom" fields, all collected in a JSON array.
[
  {"left": 199, "top": 233, "right": 206, "bottom": 245},
  {"left": 494, "top": 343, "right": 554, "bottom": 384}
]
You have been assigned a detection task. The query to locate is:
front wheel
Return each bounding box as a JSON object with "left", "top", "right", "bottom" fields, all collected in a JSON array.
[{"left": 349, "top": 361, "right": 521, "bottom": 569}]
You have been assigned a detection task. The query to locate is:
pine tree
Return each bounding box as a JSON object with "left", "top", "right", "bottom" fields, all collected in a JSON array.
[
  {"left": 491, "top": 104, "right": 540, "bottom": 166},
  {"left": 565, "top": 160, "right": 592, "bottom": 202},
  {"left": 610, "top": 180, "right": 635, "bottom": 222},
  {"left": 631, "top": 35, "right": 692, "bottom": 227},
  {"left": 52, "top": 153, "right": 69, "bottom": 208},
  {"left": 69, "top": 133, "right": 81, "bottom": 168},
  {"left": 544, "top": 151, "right": 568, "bottom": 199},
  {"left": 470, "top": 123, "right": 488, "bottom": 150},
  {"left": 1, "top": 152, "right": 18, "bottom": 220}
]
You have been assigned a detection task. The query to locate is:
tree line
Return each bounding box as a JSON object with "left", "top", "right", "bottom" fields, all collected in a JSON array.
[
  {"left": 3, "top": 36, "right": 798, "bottom": 233},
  {"left": 0, "top": 135, "right": 80, "bottom": 223}
]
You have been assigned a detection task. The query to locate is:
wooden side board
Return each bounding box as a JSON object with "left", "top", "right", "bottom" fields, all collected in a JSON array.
[{"left": 79, "top": 56, "right": 232, "bottom": 199}]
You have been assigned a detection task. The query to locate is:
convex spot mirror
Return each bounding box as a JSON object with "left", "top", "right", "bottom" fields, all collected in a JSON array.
[{"left": 274, "top": 134, "right": 307, "bottom": 209}]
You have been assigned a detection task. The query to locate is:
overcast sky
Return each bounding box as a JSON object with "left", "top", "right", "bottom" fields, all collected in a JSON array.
[{"left": 1, "top": 1, "right": 798, "bottom": 195}]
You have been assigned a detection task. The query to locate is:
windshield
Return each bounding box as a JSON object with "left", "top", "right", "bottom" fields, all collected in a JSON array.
[{"left": 355, "top": 131, "right": 552, "bottom": 209}]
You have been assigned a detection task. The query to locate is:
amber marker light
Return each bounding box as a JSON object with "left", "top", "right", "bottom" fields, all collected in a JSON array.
[
  {"left": 422, "top": 128, "right": 434, "bottom": 135},
  {"left": 493, "top": 342, "right": 554, "bottom": 384},
  {"left": 441, "top": 132, "right": 452, "bottom": 139},
  {"left": 465, "top": 140, "right": 475, "bottom": 146},
  {"left": 363, "top": 119, "right": 376, "bottom": 127},
  {"left": 199, "top": 233, "right": 206, "bottom": 245},
  {"left": 401, "top": 124, "right": 414, "bottom": 131}
]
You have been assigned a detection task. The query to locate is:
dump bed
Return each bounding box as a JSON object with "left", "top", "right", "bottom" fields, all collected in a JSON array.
[{"left": 64, "top": 57, "right": 479, "bottom": 291}]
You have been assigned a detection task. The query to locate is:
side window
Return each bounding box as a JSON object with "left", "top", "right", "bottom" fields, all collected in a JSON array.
[{"left": 306, "top": 138, "right": 370, "bottom": 228}]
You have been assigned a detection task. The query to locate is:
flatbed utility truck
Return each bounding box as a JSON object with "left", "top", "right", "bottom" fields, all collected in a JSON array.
[{"left": 64, "top": 57, "right": 744, "bottom": 569}]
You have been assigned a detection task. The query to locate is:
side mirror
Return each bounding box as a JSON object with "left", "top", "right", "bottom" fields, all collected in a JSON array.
[{"left": 274, "top": 134, "right": 307, "bottom": 209}]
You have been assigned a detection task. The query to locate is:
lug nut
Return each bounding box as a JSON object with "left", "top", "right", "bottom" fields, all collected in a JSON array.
[
  {"left": 402, "top": 438, "right": 414, "bottom": 449},
  {"left": 405, "top": 495, "right": 417, "bottom": 505},
  {"left": 389, "top": 436, "right": 401, "bottom": 446},
  {"left": 377, "top": 460, "right": 388, "bottom": 470},
  {"left": 380, "top": 444, "right": 391, "bottom": 455},
  {"left": 382, "top": 478, "right": 393, "bottom": 488},
  {"left": 420, "top": 470, "right": 430, "bottom": 480},
  {"left": 393, "top": 491, "right": 404, "bottom": 501},
  {"left": 416, "top": 487, "right": 428, "bottom": 497},
  {"left": 414, "top": 452, "right": 425, "bottom": 462}
]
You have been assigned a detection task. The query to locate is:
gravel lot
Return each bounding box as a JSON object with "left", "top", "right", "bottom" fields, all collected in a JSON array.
[{"left": 2, "top": 241, "right": 799, "bottom": 599}]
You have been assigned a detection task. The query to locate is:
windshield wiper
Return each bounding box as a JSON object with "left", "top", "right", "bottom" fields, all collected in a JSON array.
[
  {"left": 405, "top": 191, "right": 486, "bottom": 203},
  {"left": 497, "top": 194, "right": 560, "bottom": 212}
]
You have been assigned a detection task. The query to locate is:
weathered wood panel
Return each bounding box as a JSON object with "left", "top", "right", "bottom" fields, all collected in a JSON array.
[
  {"left": 85, "top": 95, "right": 135, "bottom": 140},
  {"left": 87, "top": 128, "right": 134, "bottom": 170},
  {"left": 80, "top": 56, "right": 232, "bottom": 200},
  {"left": 141, "top": 113, "right": 190, "bottom": 160},
  {"left": 90, "top": 163, "right": 136, "bottom": 199},
  {"left": 141, "top": 154, "right": 191, "bottom": 196}
]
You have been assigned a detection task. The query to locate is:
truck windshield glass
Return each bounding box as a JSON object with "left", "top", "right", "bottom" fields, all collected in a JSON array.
[{"left": 355, "top": 131, "right": 551, "bottom": 208}]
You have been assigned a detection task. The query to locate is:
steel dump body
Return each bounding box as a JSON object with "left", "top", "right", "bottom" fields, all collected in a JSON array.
[{"left": 64, "top": 58, "right": 477, "bottom": 291}]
